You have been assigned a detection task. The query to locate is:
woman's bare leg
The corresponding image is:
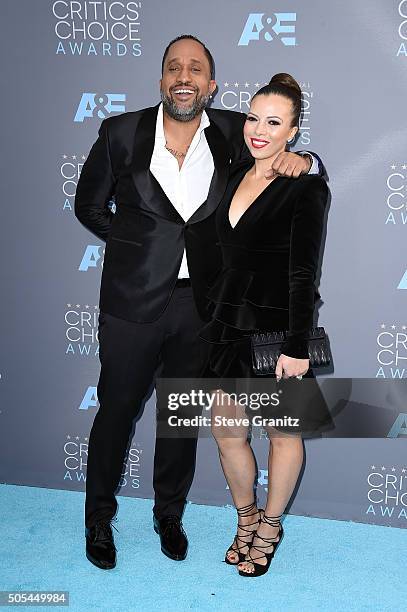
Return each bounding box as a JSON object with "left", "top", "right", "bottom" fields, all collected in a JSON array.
[
  {"left": 238, "top": 431, "right": 303, "bottom": 573},
  {"left": 211, "top": 391, "right": 260, "bottom": 563}
]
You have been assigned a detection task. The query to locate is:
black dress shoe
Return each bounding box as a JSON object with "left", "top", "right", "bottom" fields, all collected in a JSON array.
[
  {"left": 153, "top": 515, "right": 188, "bottom": 560},
  {"left": 85, "top": 521, "right": 117, "bottom": 569}
]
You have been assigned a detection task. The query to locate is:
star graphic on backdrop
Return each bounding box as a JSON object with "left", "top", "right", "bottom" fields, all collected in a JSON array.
[
  {"left": 75, "top": 436, "right": 79, "bottom": 440},
  {"left": 391, "top": 325, "right": 396, "bottom": 329},
  {"left": 67, "top": 304, "right": 71, "bottom": 308},
  {"left": 75, "top": 304, "right": 80, "bottom": 308},
  {"left": 391, "top": 164, "right": 396, "bottom": 170},
  {"left": 380, "top": 324, "right": 385, "bottom": 329},
  {"left": 402, "top": 164, "right": 407, "bottom": 170},
  {"left": 381, "top": 466, "right": 386, "bottom": 471},
  {"left": 391, "top": 467, "right": 396, "bottom": 471},
  {"left": 63, "top": 154, "right": 67, "bottom": 159},
  {"left": 67, "top": 435, "right": 71, "bottom": 440},
  {"left": 85, "top": 305, "right": 89, "bottom": 309},
  {"left": 72, "top": 155, "right": 77, "bottom": 160},
  {"left": 84, "top": 437, "right": 88, "bottom": 441},
  {"left": 402, "top": 326, "right": 406, "bottom": 330},
  {"left": 81, "top": 155, "right": 86, "bottom": 160},
  {"left": 234, "top": 82, "right": 239, "bottom": 88},
  {"left": 244, "top": 82, "right": 250, "bottom": 87},
  {"left": 94, "top": 305, "right": 98, "bottom": 310},
  {"left": 255, "top": 82, "right": 260, "bottom": 88},
  {"left": 371, "top": 465, "right": 376, "bottom": 470},
  {"left": 402, "top": 468, "right": 406, "bottom": 473},
  {"left": 224, "top": 82, "right": 229, "bottom": 87}
]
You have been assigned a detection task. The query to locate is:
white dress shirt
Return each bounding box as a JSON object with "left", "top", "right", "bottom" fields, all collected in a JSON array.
[
  {"left": 298, "top": 150, "right": 319, "bottom": 174},
  {"left": 150, "top": 103, "right": 214, "bottom": 278},
  {"left": 149, "top": 103, "right": 319, "bottom": 279}
]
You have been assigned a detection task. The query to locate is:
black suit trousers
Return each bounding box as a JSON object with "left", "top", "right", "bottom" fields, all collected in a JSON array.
[{"left": 85, "top": 285, "right": 207, "bottom": 527}]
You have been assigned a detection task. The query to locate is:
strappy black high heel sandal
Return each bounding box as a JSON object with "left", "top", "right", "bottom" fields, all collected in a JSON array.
[
  {"left": 225, "top": 501, "right": 263, "bottom": 565},
  {"left": 238, "top": 513, "right": 284, "bottom": 577}
]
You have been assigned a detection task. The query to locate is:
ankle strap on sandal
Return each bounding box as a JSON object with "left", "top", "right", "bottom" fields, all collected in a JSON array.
[
  {"left": 228, "top": 502, "right": 262, "bottom": 557},
  {"left": 235, "top": 501, "right": 257, "bottom": 517},
  {"left": 245, "top": 514, "right": 282, "bottom": 564},
  {"left": 261, "top": 513, "right": 282, "bottom": 528}
]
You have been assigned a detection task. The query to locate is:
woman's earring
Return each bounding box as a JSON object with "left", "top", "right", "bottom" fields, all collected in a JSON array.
[{"left": 287, "top": 137, "right": 295, "bottom": 144}]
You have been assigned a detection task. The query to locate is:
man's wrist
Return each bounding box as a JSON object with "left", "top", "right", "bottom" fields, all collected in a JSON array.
[
  {"left": 301, "top": 153, "right": 313, "bottom": 174},
  {"left": 296, "top": 151, "right": 321, "bottom": 175}
]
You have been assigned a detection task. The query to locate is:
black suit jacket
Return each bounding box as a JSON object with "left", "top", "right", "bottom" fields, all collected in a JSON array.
[{"left": 75, "top": 104, "right": 248, "bottom": 322}]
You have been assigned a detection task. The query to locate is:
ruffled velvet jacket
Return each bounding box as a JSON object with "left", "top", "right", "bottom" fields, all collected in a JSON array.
[{"left": 200, "top": 160, "right": 329, "bottom": 360}]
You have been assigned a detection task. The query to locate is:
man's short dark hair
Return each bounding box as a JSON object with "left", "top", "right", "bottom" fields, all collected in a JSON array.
[{"left": 161, "top": 34, "right": 215, "bottom": 80}]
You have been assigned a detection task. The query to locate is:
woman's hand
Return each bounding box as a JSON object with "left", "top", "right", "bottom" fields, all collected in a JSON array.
[{"left": 275, "top": 354, "right": 309, "bottom": 381}]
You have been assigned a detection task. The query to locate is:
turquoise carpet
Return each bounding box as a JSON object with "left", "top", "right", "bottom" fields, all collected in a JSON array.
[{"left": 0, "top": 484, "right": 404, "bottom": 611}]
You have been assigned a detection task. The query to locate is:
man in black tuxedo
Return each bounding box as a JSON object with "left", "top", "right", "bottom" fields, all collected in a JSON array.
[{"left": 75, "top": 34, "right": 320, "bottom": 569}]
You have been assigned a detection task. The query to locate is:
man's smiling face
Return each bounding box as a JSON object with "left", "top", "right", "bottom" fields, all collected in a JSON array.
[{"left": 160, "top": 38, "right": 216, "bottom": 122}]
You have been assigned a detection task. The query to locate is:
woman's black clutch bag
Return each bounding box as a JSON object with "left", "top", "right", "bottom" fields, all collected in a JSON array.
[{"left": 251, "top": 327, "right": 331, "bottom": 375}]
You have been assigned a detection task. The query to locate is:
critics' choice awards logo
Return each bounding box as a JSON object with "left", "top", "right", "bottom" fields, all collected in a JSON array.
[
  {"left": 385, "top": 164, "right": 407, "bottom": 226},
  {"left": 53, "top": 1, "right": 142, "bottom": 57},
  {"left": 78, "top": 245, "right": 104, "bottom": 271},
  {"left": 376, "top": 323, "right": 407, "bottom": 378},
  {"left": 60, "top": 154, "right": 85, "bottom": 211},
  {"left": 64, "top": 435, "right": 143, "bottom": 488},
  {"left": 219, "top": 81, "right": 313, "bottom": 146},
  {"left": 59, "top": 155, "right": 115, "bottom": 212},
  {"left": 74, "top": 93, "right": 126, "bottom": 122},
  {"left": 65, "top": 304, "right": 99, "bottom": 357},
  {"left": 366, "top": 465, "right": 407, "bottom": 521},
  {"left": 238, "top": 12, "right": 296, "bottom": 46},
  {"left": 397, "top": 0, "right": 407, "bottom": 56}
]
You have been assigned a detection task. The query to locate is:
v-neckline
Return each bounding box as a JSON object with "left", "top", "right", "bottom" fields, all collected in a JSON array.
[{"left": 227, "top": 169, "right": 282, "bottom": 230}]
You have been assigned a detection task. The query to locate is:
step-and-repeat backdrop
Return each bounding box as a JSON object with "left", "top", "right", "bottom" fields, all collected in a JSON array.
[{"left": 0, "top": 0, "right": 406, "bottom": 528}]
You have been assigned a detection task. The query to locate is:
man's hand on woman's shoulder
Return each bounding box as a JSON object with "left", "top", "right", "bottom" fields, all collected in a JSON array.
[{"left": 264, "top": 151, "right": 311, "bottom": 179}]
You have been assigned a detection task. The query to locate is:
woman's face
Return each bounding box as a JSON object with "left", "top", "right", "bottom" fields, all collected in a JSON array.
[{"left": 243, "top": 93, "right": 299, "bottom": 160}]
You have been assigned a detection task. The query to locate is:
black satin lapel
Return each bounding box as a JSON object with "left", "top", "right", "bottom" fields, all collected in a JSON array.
[
  {"left": 131, "top": 105, "right": 184, "bottom": 224},
  {"left": 187, "top": 120, "right": 230, "bottom": 225}
]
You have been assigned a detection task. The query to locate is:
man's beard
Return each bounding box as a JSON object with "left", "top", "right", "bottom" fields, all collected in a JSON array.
[{"left": 160, "top": 89, "right": 211, "bottom": 122}]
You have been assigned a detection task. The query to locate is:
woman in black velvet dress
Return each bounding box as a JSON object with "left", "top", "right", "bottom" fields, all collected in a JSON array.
[{"left": 199, "top": 73, "right": 332, "bottom": 577}]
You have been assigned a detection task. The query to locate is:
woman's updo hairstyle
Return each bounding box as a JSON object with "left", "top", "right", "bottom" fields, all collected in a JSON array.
[{"left": 253, "top": 73, "right": 301, "bottom": 128}]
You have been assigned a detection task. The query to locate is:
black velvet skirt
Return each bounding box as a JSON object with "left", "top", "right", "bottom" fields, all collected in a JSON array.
[{"left": 200, "top": 335, "right": 333, "bottom": 436}]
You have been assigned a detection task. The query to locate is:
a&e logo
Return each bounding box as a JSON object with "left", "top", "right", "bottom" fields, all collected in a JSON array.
[
  {"left": 398, "top": 270, "right": 407, "bottom": 289},
  {"left": 79, "top": 245, "right": 104, "bottom": 271},
  {"left": 257, "top": 469, "right": 269, "bottom": 492},
  {"left": 238, "top": 12, "right": 296, "bottom": 46},
  {"left": 388, "top": 413, "right": 407, "bottom": 437},
  {"left": 79, "top": 386, "right": 98, "bottom": 410},
  {"left": 74, "top": 93, "right": 126, "bottom": 122}
]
